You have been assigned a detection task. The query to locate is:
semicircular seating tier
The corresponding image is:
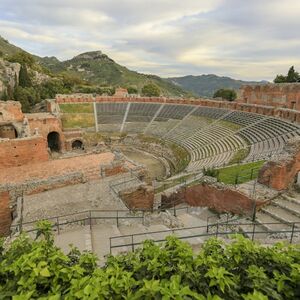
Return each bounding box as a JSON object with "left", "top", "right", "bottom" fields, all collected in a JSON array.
[{"left": 94, "top": 102, "right": 300, "bottom": 172}]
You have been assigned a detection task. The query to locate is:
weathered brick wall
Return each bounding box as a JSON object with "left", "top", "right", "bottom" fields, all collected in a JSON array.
[
  {"left": 0, "top": 100, "right": 24, "bottom": 122},
  {"left": 258, "top": 137, "right": 300, "bottom": 190},
  {"left": 161, "top": 181, "right": 265, "bottom": 216},
  {"left": 26, "top": 113, "right": 65, "bottom": 150},
  {"left": 119, "top": 185, "right": 154, "bottom": 210},
  {"left": 0, "top": 136, "right": 49, "bottom": 169},
  {"left": 238, "top": 83, "right": 300, "bottom": 111},
  {"left": 0, "top": 191, "right": 11, "bottom": 236}
]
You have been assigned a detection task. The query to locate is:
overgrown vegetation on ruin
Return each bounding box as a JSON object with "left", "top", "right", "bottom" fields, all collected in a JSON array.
[
  {"left": 1, "top": 221, "right": 300, "bottom": 299},
  {"left": 59, "top": 103, "right": 93, "bottom": 113},
  {"left": 137, "top": 134, "right": 190, "bottom": 174},
  {"left": 61, "top": 113, "right": 95, "bottom": 129},
  {"left": 228, "top": 148, "right": 250, "bottom": 165}
]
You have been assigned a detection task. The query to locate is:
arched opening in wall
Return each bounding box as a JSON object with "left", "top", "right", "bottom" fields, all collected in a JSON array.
[
  {"left": 0, "top": 124, "right": 18, "bottom": 139},
  {"left": 72, "top": 139, "right": 84, "bottom": 150},
  {"left": 0, "top": 112, "right": 3, "bottom": 122},
  {"left": 47, "top": 131, "right": 60, "bottom": 152}
]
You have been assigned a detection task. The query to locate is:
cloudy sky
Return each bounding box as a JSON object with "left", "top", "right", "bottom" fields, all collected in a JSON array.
[{"left": 0, "top": 0, "right": 299, "bottom": 81}]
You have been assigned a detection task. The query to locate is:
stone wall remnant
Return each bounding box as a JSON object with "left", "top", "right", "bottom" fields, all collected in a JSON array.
[
  {"left": 258, "top": 137, "right": 300, "bottom": 190},
  {"left": 119, "top": 184, "right": 154, "bottom": 210},
  {"left": 161, "top": 179, "right": 266, "bottom": 216}
]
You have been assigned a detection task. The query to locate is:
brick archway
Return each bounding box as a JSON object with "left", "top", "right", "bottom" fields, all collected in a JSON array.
[
  {"left": 47, "top": 131, "right": 61, "bottom": 152},
  {"left": 71, "top": 139, "right": 84, "bottom": 150},
  {"left": 0, "top": 124, "right": 18, "bottom": 139}
]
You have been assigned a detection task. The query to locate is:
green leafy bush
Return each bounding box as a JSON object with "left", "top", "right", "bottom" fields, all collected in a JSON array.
[
  {"left": 203, "top": 167, "right": 220, "bottom": 178},
  {"left": 0, "top": 222, "right": 299, "bottom": 299}
]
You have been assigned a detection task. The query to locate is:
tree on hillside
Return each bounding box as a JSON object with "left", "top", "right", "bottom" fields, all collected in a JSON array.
[
  {"left": 142, "top": 83, "right": 160, "bottom": 97},
  {"left": 127, "top": 86, "right": 138, "bottom": 94},
  {"left": 274, "top": 66, "right": 300, "bottom": 83},
  {"left": 7, "top": 51, "right": 35, "bottom": 67},
  {"left": 19, "top": 64, "right": 32, "bottom": 88},
  {"left": 213, "top": 88, "right": 237, "bottom": 101},
  {"left": 14, "top": 86, "right": 39, "bottom": 112}
]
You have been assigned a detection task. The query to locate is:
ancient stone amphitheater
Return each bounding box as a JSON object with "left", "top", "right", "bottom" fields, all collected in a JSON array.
[
  {"left": 91, "top": 100, "right": 299, "bottom": 170},
  {"left": 1, "top": 84, "right": 300, "bottom": 261}
]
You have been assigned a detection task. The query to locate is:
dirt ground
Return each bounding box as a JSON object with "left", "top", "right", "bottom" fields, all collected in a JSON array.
[{"left": 122, "top": 149, "right": 166, "bottom": 179}]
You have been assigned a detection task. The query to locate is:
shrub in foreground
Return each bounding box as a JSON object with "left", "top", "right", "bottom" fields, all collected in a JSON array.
[{"left": 0, "top": 221, "right": 299, "bottom": 299}]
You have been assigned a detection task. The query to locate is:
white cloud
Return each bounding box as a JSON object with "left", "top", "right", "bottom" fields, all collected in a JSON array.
[{"left": 0, "top": 0, "right": 299, "bottom": 80}]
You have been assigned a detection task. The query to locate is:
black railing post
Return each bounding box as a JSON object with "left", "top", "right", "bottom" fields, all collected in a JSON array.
[
  {"left": 235, "top": 173, "right": 239, "bottom": 186},
  {"left": 250, "top": 168, "right": 254, "bottom": 180},
  {"left": 252, "top": 201, "right": 257, "bottom": 222},
  {"left": 131, "top": 235, "right": 134, "bottom": 252},
  {"left": 89, "top": 210, "right": 92, "bottom": 230},
  {"left": 290, "top": 223, "right": 295, "bottom": 244},
  {"left": 216, "top": 223, "right": 219, "bottom": 237},
  {"left": 109, "top": 238, "right": 112, "bottom": 254},
  {"left": 252, "top": 223, "right": 256, "bottom": 241}
]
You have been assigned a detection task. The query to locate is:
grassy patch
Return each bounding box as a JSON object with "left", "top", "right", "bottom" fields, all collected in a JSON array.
[
  {"left": 216, "top": 160, "right": 265, "bottom": 184},
  {"left": 59, "top": 103, "right": 93, "bottom": 113},
  {"left": 61, "top": 113, "right": 95, "bottom": 128}
]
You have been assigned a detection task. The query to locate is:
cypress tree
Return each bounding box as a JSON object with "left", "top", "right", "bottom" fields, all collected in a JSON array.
[{"left": 19, "top": 64, "right": 31, "bottom": 88}]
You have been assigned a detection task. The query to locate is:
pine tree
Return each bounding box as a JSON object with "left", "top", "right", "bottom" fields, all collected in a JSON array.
[{"left": 286, "top": 66, "right": 299, "bottom": 82}]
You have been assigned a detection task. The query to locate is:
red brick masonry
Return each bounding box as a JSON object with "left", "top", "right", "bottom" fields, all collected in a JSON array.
[{"left": 162, "top": 182, "right": 266, "bottom": 216}]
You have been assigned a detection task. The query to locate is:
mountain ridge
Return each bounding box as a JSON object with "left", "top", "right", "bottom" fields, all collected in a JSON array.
[{"left": 167, "top": 74, "right": 267, "bottom": 97}]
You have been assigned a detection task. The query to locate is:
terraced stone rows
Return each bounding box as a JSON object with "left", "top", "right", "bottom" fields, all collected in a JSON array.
[{"left": 94, "top": 102, "right": 300, "bottom": 171}]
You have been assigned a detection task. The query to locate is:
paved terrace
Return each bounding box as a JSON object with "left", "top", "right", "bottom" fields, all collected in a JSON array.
[{"left": 0, "top": 152, "right": 116, "bottom": 185}]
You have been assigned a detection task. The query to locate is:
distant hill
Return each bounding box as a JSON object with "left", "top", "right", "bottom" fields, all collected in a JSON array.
[
  {"left": 38, "top": 51, "right": 192, "bottom": 97},
  {"left": 167, "top": 74, "right": 267, "bottom": 97},
  {"left": 0, "top": 36, "right": 25, "bottom": 56}
]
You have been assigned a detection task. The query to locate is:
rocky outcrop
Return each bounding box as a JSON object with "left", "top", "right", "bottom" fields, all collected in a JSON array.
[{"left": 0, "top": 58, "right": 20, "bottom": 96}]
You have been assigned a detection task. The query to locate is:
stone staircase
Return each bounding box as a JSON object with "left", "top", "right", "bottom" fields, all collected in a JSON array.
[
  {"left": 255, "top": 194, "right": 300, "bottom": 231},
  {"left": 27, "top": 192, "right": 300, "bottom": 261}
]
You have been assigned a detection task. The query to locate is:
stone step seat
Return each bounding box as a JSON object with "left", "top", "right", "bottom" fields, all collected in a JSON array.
[
  {"left": 187, "top": 152, "right": 232, "bottom": 171},
  {"left": 238, "top": 223, "right": 269, "bottom": 240},
  {"left": 177, "top": 213, "right": 208, "bottom": 228},
  {"left": 123, "top": 123, "right": 148, "bottom": 133},
  {"left": 255, "top": 211, "right": 291, "bottom": 232},
  {"left": 282, "top": 194, "right": 300, "bottom": 205},
  {"left": 273, "top": 197, "right": 300, "bottom": 218},
  {"left": 261, "top": 205, "right": 300, "bottom": 226}
]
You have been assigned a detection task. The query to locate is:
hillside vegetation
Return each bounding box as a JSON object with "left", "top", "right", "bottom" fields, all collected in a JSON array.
[
  {"left": 1, "top": 221, "right": 299, "bottom": 299},
  {"left": 0, "top": 36, "right": 193, "bottom": 112},
  {"left": 168, "top": 74, "right": 265, "bottom": 97}
]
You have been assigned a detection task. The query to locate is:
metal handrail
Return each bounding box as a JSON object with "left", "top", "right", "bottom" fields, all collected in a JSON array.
[
  {"left": 10, "top": 205, "right": 192, "bottom": 233},
  {"left": 109, "top": 221, "right": 300, "bottom": 253},
  {"left": 110, "top": 221, "right": 300, "bottom": 241}
]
